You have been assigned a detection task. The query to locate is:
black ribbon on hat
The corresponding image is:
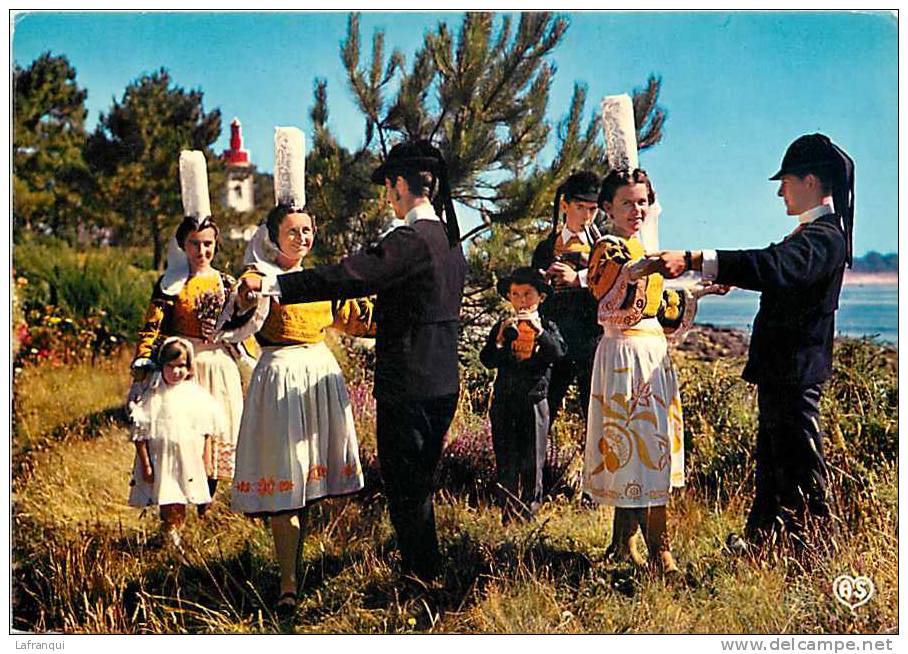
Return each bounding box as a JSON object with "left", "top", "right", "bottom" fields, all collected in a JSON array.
[
  {"left": 830, "top": 142, "right": 855, "bottom": 268},
  {"left": 432, "top": 159, "right": 461, "bottom": 248}
]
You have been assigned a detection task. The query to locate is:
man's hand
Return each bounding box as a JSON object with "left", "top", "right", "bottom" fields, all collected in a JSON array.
[
  {"left": 236, "top": 276, "right": 263, "bottom": 311},
  {"left": 546, "top": 262, "right": 580, "bottom": 287},
  {"left": 142, "top": 463, "right": 154, "bottom": 484},
  {"left": 653, "top": 251, "right": 689, "bottom": 279}
]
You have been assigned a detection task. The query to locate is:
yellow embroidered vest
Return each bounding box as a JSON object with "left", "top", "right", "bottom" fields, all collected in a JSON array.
[{"left": 588, "top": 236, "right": 664, "bottom": 318}]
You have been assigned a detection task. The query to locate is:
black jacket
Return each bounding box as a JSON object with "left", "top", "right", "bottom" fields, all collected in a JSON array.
[
  {"left": 277, "top": 219, "right": 467, "bottom": 400},
  {"left": 479, "top": 317, "right": 565, "bottom": 402},
  {"left": 531, "top": 233, "right": 601, "bottom": 359},
  {"left": 715, "top": 213, "right": 846, "bottom": 386}
]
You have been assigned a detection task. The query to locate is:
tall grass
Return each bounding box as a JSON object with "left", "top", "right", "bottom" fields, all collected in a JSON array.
[{"left": 11, "top": 337, "right": 898, "bottom": 634}]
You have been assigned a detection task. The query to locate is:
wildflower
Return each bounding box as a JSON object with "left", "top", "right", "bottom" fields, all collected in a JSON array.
[
  {"left": 109, "top": 335, "right": 118, "bottom": 343},
  {"left": 407, "top": 617, "right": 416, "bottom": 626},
  {"left": 15, "top": 277, "right": 27, "bottom": 286}
]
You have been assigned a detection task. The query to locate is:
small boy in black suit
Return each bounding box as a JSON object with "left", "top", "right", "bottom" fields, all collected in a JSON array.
[{"left": 480, "top": 267, "right": 566, "bottom": 521}]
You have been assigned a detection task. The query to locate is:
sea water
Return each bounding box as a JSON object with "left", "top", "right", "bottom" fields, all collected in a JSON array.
[{"left": 695, "top": 283, "right": 898, "bottom": 344}]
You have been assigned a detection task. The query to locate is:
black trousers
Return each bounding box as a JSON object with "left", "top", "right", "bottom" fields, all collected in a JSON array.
[
  {"left": 376, "top": 394, "right": 458, "bottom": 580},
  {"left": 745, "top": 382, "right": 830, "bottom": 547},
  {"left": 490, "top": 395, "right": 549, "bottom": 514},
  {"left": 546, "top": 350, "right": 595, "bottom": 430}
]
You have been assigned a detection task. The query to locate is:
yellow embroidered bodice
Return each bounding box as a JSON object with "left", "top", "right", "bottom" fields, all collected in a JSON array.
[
  {"left": 586, "top": 235, "right": 690, "bottom": 334},
  {"left": 242, "top": 270, "right": 375, "bottom": 345},
  {"left": 134, "top": 272, "right": 229, "bottom": 362},
  {"left": 171, "top": 274, "right": 225, "bottom": 338},
  {"left": 588, "top": 236, "right": 663, "bottom": 316}
]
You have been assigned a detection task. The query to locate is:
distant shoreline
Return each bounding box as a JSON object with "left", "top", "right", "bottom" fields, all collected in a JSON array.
[
  {"left": 668, "top": 271, "right": 896, "bottom": 288},
  {"left": 842, "top": 271, "right": 898, "bottom": 286}
]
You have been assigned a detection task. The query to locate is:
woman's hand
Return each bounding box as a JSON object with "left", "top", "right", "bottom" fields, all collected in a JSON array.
[
  {"left": 142, "top": 463, "right": 154, "bottom": 484},
  {"left": 200, "top": 317, "right": 217, "bottom": 342},
  {"left": 236, "top": 276, "right": 263, "bottom": 312},
  {"left": 691, "top": 281, "right": 733, "bottom": 299}
]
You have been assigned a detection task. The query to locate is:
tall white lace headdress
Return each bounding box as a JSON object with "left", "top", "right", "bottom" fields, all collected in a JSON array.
[
  {"left": 601, "top": 94, "right": 661, "bottom": 253},
  {"left": 245, "top": 127, "right": 307, "bottom": 277},
  {"left": 161, "top": 150, "right": 213, "bottom": 294}
]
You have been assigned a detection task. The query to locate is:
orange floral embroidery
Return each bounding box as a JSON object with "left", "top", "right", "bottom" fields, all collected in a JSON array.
[
  {"left": 341, "top": 463, "right": 361, "bottom": 477},
  {"left": 235, "top": 480, "right": 251, "bottom": 493},
  {"left": 307, "top": 465, "right": 328, "bottom": 482},
  {"left": 257, "top": 477, "right": 276, "bottom": 496},
  {"left": 278, "top": 480, "right": 294, "bottom": 493}
]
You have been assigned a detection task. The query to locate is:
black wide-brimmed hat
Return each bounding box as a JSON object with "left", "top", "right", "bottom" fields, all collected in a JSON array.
[
  {"left": 770, "top": 133, "right": 856, "bottom": 267},
  {"left": 550, "top": 170, "right": 600, "bottom": 237},
  {"left": 496, "top": 266, "right": 553, "bottom": 298},
  {"left": 370, "top": 140, "right": 460, "bottom": 247}
]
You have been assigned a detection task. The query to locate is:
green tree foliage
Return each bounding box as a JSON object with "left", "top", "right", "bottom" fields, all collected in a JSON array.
[
  {"left": 13, "top": 52, "right": 91, "bottom": 241},
  {"left": 313, "top": 12, "right": 667, "bottom": 327},
  {"left": 305, "top": 78, "right": 386, "bottom": 263},
  {"left": 85, "top": 69, "right": 221, "bottom": 269}
]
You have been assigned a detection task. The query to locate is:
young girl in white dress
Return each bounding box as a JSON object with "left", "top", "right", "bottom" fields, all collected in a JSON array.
[{"left": 128, "top": 337, "right": 228, "bottom": 547}]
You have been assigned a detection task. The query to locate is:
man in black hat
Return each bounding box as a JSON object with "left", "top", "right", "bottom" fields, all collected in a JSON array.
[
  {"left": 238, "top": 140, "right": 467, "bottom": 581},
  {"left": 531, "top": 171, "right": 603, "bottom": 434},
  {"left": 651, "top": 133, "right": 854, "bottom": 553},
  {"left": 480, "top": 267, "right": 565, "bottom": 521}
]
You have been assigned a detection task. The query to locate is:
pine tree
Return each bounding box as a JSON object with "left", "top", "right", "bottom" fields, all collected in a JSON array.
[
  {"left": 311, "top": 12, "right": 667, "bottom": 327},
  {"left": 85, "top": 69, "right": 221, "bottom": 269},
  {"left": 13, "top": 52, "right": 91, "bottom": 240}
]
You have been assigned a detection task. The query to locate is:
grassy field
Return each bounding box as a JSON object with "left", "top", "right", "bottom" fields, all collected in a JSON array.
[{"left": 11, "top": 338, "right": 898, "bottom": 634}]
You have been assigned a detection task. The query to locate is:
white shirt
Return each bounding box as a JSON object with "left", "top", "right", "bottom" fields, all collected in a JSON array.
[{"left": 701, "top": 199, "right": 835, "bottom": 281}]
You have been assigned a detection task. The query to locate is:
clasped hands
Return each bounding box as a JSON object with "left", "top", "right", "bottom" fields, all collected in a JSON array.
[{"left": 632, "top": 251, "right": 732, "bottom": 297}]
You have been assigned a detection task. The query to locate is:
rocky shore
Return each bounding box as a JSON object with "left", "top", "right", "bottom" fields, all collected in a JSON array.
[{"left": 676, "top": 324, "right": 750, "bottom": 360}]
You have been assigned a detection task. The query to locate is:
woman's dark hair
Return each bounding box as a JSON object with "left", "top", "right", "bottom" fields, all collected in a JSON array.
[
  {"left": 265, "top": 204, "right": 315, "bottom": 246},
  {"left": 157, "top": 338, "right": 194, "bottom": 375},
  {"left": 175, "top": 215, "right": 220, "bottom": 250},
  {"left": 598, "top": 168, "right": 656, "bottom": 206}
]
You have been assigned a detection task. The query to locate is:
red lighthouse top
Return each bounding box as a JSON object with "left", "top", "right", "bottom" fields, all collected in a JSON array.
[{"left": 222, "top": 117, "right": 250, "bottom": 166}]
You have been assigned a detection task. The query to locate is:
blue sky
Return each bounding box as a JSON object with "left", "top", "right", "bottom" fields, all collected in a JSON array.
[{"left": 12, "top": 10, "right": 897, "bottom": 255}]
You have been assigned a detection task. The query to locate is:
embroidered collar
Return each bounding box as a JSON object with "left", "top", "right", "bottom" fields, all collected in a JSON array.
[{"left": 405, "top": 202, "right": 440, "bottom": 226}]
